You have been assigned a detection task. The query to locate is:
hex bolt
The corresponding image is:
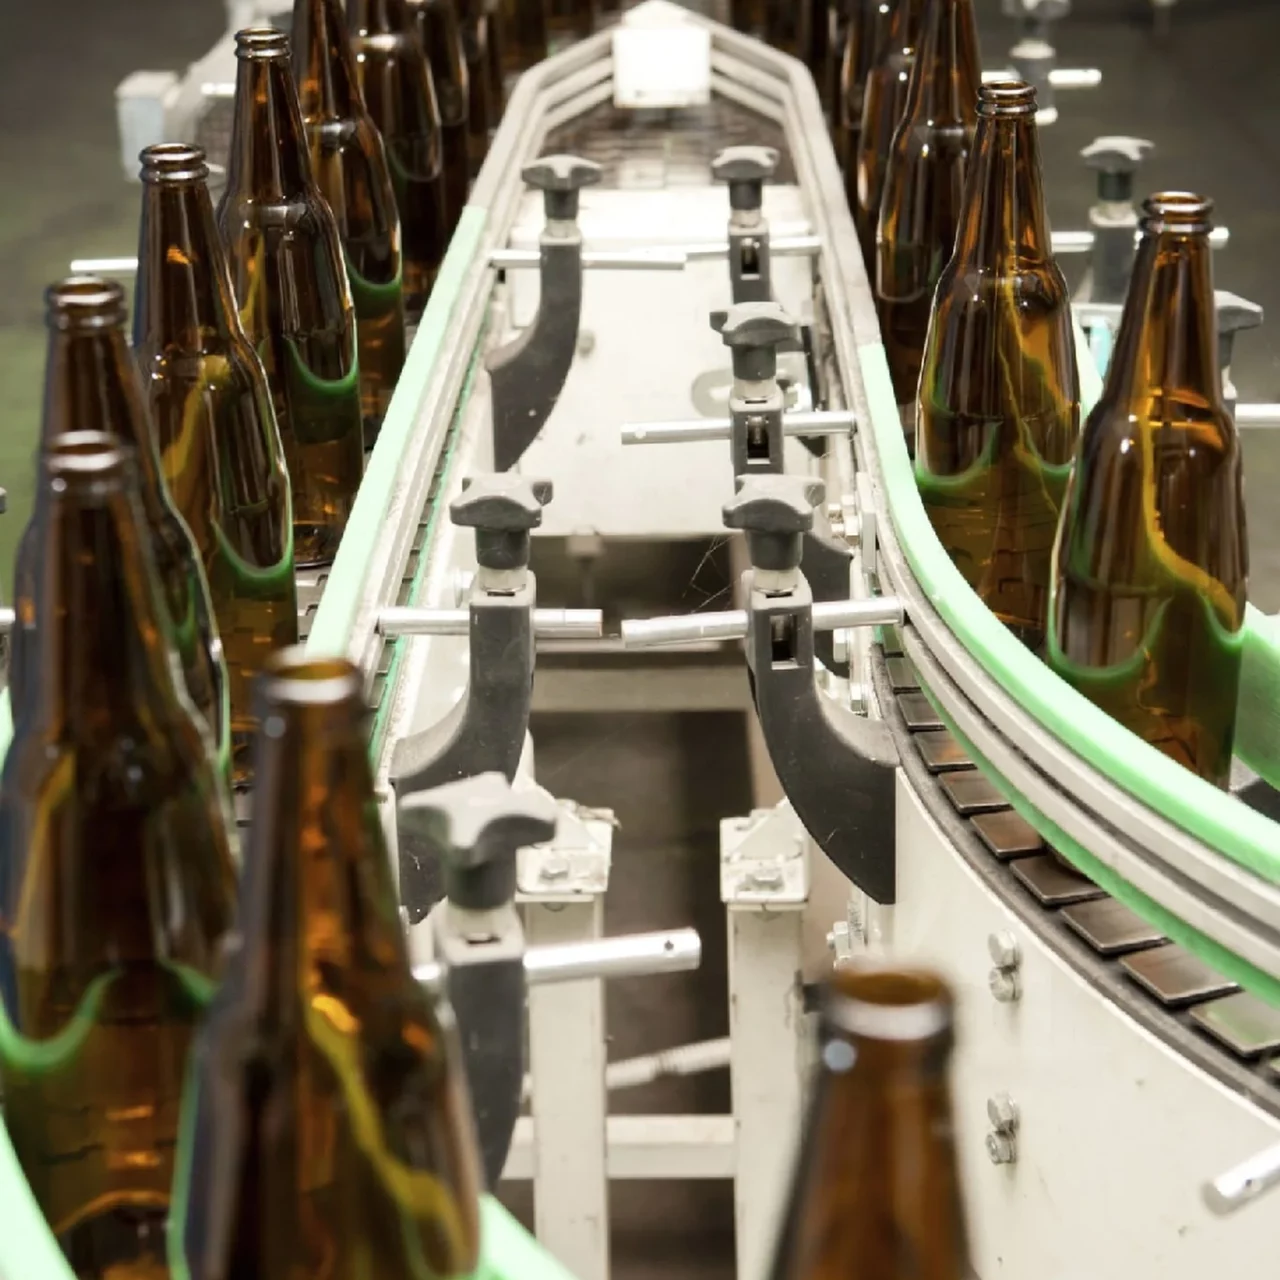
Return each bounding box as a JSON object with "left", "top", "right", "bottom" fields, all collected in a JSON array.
[
  {"left": 987, "top": 930, "right": 1023, "bottom": 1004},
  {"left": 745, "top": 866, "right": 785, "bottom": 891},
  {"left": 539, "top": 853, "right": 571, "bottom": 882},
  {"left": 986, "top": 1093, "right": 1020, "bottom": 1166},
  {"left": 987, "top": 1131, "right": 1017, "bottom": 1165}
]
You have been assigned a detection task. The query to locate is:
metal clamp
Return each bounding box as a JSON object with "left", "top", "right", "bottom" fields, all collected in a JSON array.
[
  {"left": 487, "top": 154, "right": 602, "bottom": 471},
  {"left": 712, "top": 144, "right": 778, "bottom": 304},
  {"left": 391, "top": 473, "right": 555, "bottom": 920},
  {"left": 1074, "top": 136, "right": 1155, "bottom": 309}
]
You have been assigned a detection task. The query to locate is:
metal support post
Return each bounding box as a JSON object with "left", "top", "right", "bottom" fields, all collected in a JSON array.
[
  {"left": 723, "top": 802, "right": 810, "bottom": 1280},
  {"left": 520, "top": 800, "right": 614, "bottom": 1280}
]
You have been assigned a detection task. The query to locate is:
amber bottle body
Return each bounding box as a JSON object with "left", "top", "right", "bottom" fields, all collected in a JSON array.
[
  {"left": 0, "top": 440, "right": 237, "bottom": 1280},
  {"left": 456, "top": 0, "right": 500, "bottom": 173},
  {"left": 876, "top": 0, "right": 981, "bottom": 407},
  {"left": 173, "top": 653, "right": 483, "bottom": 1280},
  {"left": 500, "top": 0, "right": 547, "bottom": 69},
  {"left": 916, "top": 83, "right": 1079, "bottom": 651},
  {"left": 1048, "top": 194, "right": 1247, "bottom": 786},
  {"left": 134, "top": 145, "right": 299, "bottom": 783},
  {"left": 415, "top": 0, "right": 472, "bottom": 232}
]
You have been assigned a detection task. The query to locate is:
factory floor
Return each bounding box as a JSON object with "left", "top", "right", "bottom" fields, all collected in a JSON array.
[{"left": 0, "top": 1, "right": 1276, "bottom": 1278}]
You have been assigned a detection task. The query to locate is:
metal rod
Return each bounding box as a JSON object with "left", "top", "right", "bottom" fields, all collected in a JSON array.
[
  {"left": 680, "top": 234, "right": 823, "bottom": 262},
  {"left": 488, "top": 247, "right": 688, "bottom": 271},
  {"left": 1233, "top": 403, "right": 1280, "bottom": 427},
  {"left": 1052, "top": 226, "right": 1230, "bottom": 255},
  {"left": 414, "top": 927, "right": 702, "bottom": 991},
  {"left": 0, "top": 608, "right": 14, "bottom": 634},
  {"left": 1203, "top": 1140, "right": 1280, "bottom": 1215},
  {"left": 378, "top": 606, "right": 603, "bottom": 639},
  {"left": 69, "top": 257, "right": 139, "bottom": 276},
  {"left": 622, "top": 408, "right": 856, "bottom": 446},
  {"left": 522, "top": 1037, "right": 731, "bottom": 1102},
  {"left": 621, "top": 596, "right": 904, "bottom": 649},
  {"left": 984, "top": 66, "right": 1102, "bottom": 89}
]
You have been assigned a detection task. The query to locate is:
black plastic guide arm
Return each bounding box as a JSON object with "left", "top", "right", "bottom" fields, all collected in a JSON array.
[
  {"left": 722, "top": 474, "right": 898, "bottom": 903},
  {"left": 487, "top": 153, "right": 602, "bottom": 471},
  {"left": 711, "top": 144, "right": 778, "bottom": 305},
  {"left": 391, "top": 473, "right": 553, "bottom": 920}
]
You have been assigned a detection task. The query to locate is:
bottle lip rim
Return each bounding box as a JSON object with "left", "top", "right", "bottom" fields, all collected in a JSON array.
[
  {"left": 1141, "top": 190, "right": 1214, "bottom": 232},
  {"left": 139, "top": 142, "right": 210, "bottom": 185},
  {"left": 977, "top": 79, "right": 1037, "bottom": 116},
  {"left": 260, "top": 647, "right": 366, "bottom": 708},
  {"left": 45, "top": 276, "right": 127, "bottom": 331},
  {"left": 41, "top": 436, "right": 137, "bottom": 486},
  {"left": 235, "top": 25, "right": 291, "bottom": 59},
  {"left": 823, "top": 966, "right": 953, "bottom": 1041}
]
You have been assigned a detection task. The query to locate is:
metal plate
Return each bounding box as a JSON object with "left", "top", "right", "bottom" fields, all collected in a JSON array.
[
  {"left": 971, "top": 810, "right": 1045, "bottom": 860},
  {"left": 885, "top": 655, "right": 917, "bottom": 690},
  {"left": 1060, "top": 897, "right": 1168, "bottom": 957},
  {"left": 915, "top": 730, "right": 973, "bottom": 774},
  {"left": 1190, "top": 993, "right": 1280, "bottom": 1059},
  {"left": 880, "top": 628, "right": 904, "bottom": 658},
  {"left": 939, "top": 772, "right": 1009, "bottom": 817},
  {"left": 1011, "top": 853, "right": 1105, "bottom": 905},
  {"left": 897, "top": 691, "right": 943, "bottom": 732},
  {"left": 1121, "top": 946, "right": 1241, "bottom": 1008}
]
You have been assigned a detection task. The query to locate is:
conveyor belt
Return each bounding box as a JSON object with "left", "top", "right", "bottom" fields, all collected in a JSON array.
[{"left": 871, "top": 629, "right": 1280, "bottom": 1117}]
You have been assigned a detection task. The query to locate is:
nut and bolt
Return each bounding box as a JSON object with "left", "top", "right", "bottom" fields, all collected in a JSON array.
[
  {"left": 744, "top": 865, "right": 785, "bottom": 891},
  {"left": 987, "top": 930, "right": 1022, "bottom": 1004},
  {"left": 539, "top": 853, "right": 571, "bottom": 882},
  {"left": 985, "top": 1092, "right": 1020, "bottom": 1166}
]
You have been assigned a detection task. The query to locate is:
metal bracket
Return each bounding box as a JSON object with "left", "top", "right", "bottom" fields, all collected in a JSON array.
[
  {"left": 720, "top": 801, "right": 810, "bottom": 907},
  {"left": 487, "top": 154, "right": 602, "bottom": 471}
]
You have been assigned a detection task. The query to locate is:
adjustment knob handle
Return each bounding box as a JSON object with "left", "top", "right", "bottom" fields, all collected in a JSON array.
[
  {"left": 451, "top": 474, "right": 553, "bottom": 570},
  {"left": 723, "top": 474, "right": 824, "bottom": 574},
  {"left": 523, "top": 154, "right": 602, "bottom": 220},
  {"left": 1081, "top": 136, "right": 1154, "bottom": 201},
  {"left": 711, "top": 301, "right": 799, "bottom": 351},
  {"left": 712, "top": 145, "right": 780, "bottom": 213}
]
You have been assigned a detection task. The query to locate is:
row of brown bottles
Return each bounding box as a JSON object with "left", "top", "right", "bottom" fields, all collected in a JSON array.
[
  {"left": 770, "top": 965, "right": 972, "bottom": 1280},
  {"left": 0, "top": 427, "right": 483, "bottom": 1274}
]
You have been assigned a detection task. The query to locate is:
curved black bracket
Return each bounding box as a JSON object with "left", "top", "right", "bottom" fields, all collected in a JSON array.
[
  {"left": 390, "top": 587, "right": 534, "bottom": 921},
  {"left": 744, "top": 575, "right": 898, "bottom": 902}
]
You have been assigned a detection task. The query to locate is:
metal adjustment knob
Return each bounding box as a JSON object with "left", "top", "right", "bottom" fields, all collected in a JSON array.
[
  {"left": 1215, "top": 291, "right": 1264, "bottom": 407},
  {"left": 522, "top": 154, "right": 603, "bottom": 221},
  {"left": 711, "top": 145, "right": 780, "bottom": 213},
  {"left": 1081, "top": 136, "right": 1154, "bottom": 203},
  {"left": 723, "top": 473, "right": 824, "bottom": 574},
  {"left": 451, "top": 474, "right": 553, "bottom": 571},
  {"left": 711, "top": 301, "right": 800, "bottom": 383},
  {"left": 401, "top": 771, "right": 559, "bottom": 911}
]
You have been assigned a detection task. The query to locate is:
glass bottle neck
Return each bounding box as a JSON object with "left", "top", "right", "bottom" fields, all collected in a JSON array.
[
  {"left": 900, "top": 0, "right": 979, "bottom": 125},
  {"left": 886, "top": 0, "right": 927, "bottom": 55},
  {"left": 950, "top": 113, "right": 1051, "bottom": 268},
  {"left": 1104, "top": 230, "right": 1222, "bottom": 410},
  {"left": 348, "top": 0, "right": 412, "bottom": 36},
  {"left": 225, "top": 54, "right": 315, "bottom": 200},
  {"left": 135, "top": 180, "right": 241, "bottom": 352},
  {"left": 294, "top": 0, "right": 365, "bottom": 123}
]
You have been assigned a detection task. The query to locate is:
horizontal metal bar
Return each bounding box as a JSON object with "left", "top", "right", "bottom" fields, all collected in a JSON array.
[
  {"left": 622, "top": 408, "right": 856, "bottom": 446},
  {"left": 488, "top": 247, "right": 688, "bottom": 271},
  {"left": 680, "top": 233, "right": 822, "bottom": 261},
  {"left": 1052, "top": 226, "right": 1230, "bottom": 255},
  {"left": 413, "top": 927, "right": 701, "bottom": 991},
  {"left": 1203, "top": 1140, "right": 1280, "bottom": 1215},
  {"left": 1234, "top": 403, "right": 1280, "bottom": 427},
  {"left": 0, "top": 608, "right": 13, "bottom": 634},
  {"left": 377, "top": 606, "right": 603, "bottom": 639},
  {"left": 620, "top": 596, "right": 904, "bottom": 649},
  {"left": 69, "top": 257, "right": 139, "bottom": 276},
  {"left": 503, "top": 1114, "right": 736, "bottom": 1181},
  {"left": 984, "top": 66, "right": 1102, "bottom": 89}
]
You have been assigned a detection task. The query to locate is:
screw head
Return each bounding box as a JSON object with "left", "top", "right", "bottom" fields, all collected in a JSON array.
[
  {"left": 988, "top": 967, "right": 1022, "bottom": 1004},
  {"left": 986, "top": 1132, "right": 1016, "bottom": 1166},
  {"left": 987, "top": 1093, "right": 1019, "bottom": 1132},
  {"left": 745, "top": 866, "right": 784, "bottom": 891},
  {"left": 539, "top": 853, "right": 571, "bottom": 881},
  {"left": 988, "top": 930, "right": 1021, "bottom": 969}
]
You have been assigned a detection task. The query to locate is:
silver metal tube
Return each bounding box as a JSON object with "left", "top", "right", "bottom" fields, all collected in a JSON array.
[
  {"left": 69, "top": 257, "right": 139, "bottom": 276},
  {"left": 1233, "top": 403, "right": 1280, "bottom": 428},
  {"left": 0, "top": 607, "right": 14, "bottom": 634},
  {"left": 983, "top": 66, "right": 1102, "bottom": 89},
  {"left": 1203, "top": 1140, "right": 1280, "bottom": 1215},
  {"left": 522, "top": 1037, "right": 731, "bottom": 1102},
  {"left": 621, "top": 596, "right": 903, "bottom": 648},
  {"left": 622, "top": 408, "right": 856, "bottom": 446},
  {"left": 488, "top": 247, "right": 688, "bottom": 271},
  {"left": 524, "top": 927, "right": 701, "bottom": 985},
  {"left": 378, "top": 605, "right": 603, "bottom": 638},
  {"left": 680, "top": 234, "right": 822, "bottom": 261},
  {"left": 1051, "top": 226, "right": 1230, "bottom": 255}
]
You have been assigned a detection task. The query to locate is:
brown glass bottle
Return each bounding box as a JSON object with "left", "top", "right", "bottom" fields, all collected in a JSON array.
[
  {"left": 1047, "top": 193, "right": 1247, "bottom": 787},
  {"left": 546, "top": 0, "right": 595, "bottom": 42},
  {"left": 413, "top": 0, "right": 472, "bottom": 232},
  {"left": 821, "top": 0, "right": 851, "bottom": 131},
  {"left": 854, "top": 0, "right": 924, "bottom": 269},
  {"left": 172, "top": 651, "right": 484, "bottom": 1280},
  {"left": 348, "top": 0, "right": 451, "bottom": 320},
  {"left": 731, "top": 0, "right": 767, "bottom": 39},
  {"left": 770, "top": 966, "right": 971, "bottom": 1280},
  {"left": 797, "top": 0, "right": 829, "bottom": 81},
  {"left": 0, "top": 438, "right": 238, "bottom": 1280},
  {"left": 876, "top": 0, "right": 980, "bottom": 407},
  {"left": 501, "top": 0, "right": 547, "bottom": 69},
  {"left": 293, "top": 0, "right": 409, "bottom": 440},
  {"left": 218, "top": 28, "right": 365, "bottom": 569},
  {"left": 915, "top": 82, "right": 1078, "bottom": 651},
  {"left": 456, "top": 0, "right": 499, "bottom": 173},
  {"left": 840, "top": 0, "right": 889, "bottom": 196},
  {"left": 10, "top": 278, "right": 228, "bottom": 765},
  {"left": 134, "top": 144, "right": 300, "bottom": 785}
]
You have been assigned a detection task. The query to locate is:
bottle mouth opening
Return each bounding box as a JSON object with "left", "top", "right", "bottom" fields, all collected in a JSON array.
[
  {"left": 1142, "top": 190, "right": 1214, "bottom": 233},
  {"left": 824, "top": 966, "right": 952, "bottom": 1041},
  {"left": 45, "top": 277, "right": 128, "bottom": 332},
  {"left": 139, "top": 142, "right": 209, "bottom": 185},
  {"left": 261, "top": 648, "right": 366, "bottom": 708},
  {"left": 977, "top": 79, "right": 1037, "bottom": 117},
  {"left": 235, "top": 25, "right": 291, "bottom": 59},
  {"left": 43, "top": 436, "right": 136, "bottom": 491}
]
